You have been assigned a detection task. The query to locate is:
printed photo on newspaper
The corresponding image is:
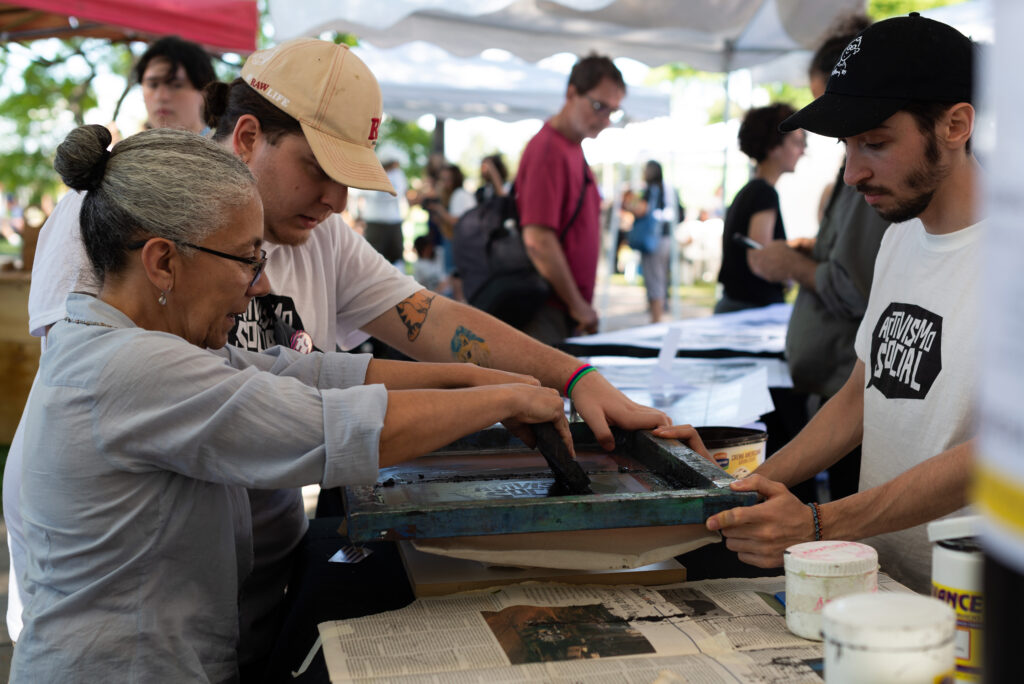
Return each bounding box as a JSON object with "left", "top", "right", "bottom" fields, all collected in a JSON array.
[{"left": 313, "top": 574, "right": 912, "bottom": 683}]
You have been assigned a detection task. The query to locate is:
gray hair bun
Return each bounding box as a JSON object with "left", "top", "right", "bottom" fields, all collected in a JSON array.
[{"left": 53, "top": 124, "right": 113, "bottom": 192}]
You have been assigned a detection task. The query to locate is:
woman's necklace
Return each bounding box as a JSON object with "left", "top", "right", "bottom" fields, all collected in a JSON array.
[{"left": 63, "top": 316, "right": 119, "bottom": 329}]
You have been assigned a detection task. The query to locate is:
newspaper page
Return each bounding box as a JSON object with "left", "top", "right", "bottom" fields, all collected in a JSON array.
[{"left": 317, "top": 574, "right": 912, "bottom": 682}]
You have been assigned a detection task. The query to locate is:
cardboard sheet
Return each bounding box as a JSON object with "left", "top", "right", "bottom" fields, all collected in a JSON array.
[{"left": 411, "top": 524, "right": 720, "bottom": 571}]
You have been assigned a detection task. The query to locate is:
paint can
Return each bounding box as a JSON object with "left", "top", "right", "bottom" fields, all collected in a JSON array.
[
  {"left": 783, "top": 540, "right": 878, "bottom": 640},
  {"left": 822, "top": 592, "right": 956, "bottom": 683},
  {"left": 695, "top": 426, "right": 766, "bottom": 478},
  {"left": 928, "top": 515, "right": 984, "bottom": 681}
]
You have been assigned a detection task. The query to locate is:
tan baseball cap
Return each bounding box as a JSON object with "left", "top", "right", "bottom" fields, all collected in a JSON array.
[{"left": 241, "top": 38, "right": 395, "bottom": 195}]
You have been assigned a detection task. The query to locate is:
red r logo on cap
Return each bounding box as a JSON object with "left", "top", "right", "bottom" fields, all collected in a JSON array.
[{"left": 368, "top": 118, "right": 381, "bottom": 141}]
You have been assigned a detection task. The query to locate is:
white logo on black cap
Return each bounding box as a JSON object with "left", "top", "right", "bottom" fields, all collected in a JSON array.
[{"left": 832, "top": 37, "right": 862, "bottom": 77}]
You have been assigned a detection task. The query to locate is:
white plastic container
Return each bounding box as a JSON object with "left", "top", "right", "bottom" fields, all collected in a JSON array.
[
  {"left": 822, "top": 592, "right": 956, "bottom": 683},
  {"left": 928, "top": 516, "right": 984, "bottom": 681},
  {"left": 783, "top": 540, "right": 878, "bottom": 640}
]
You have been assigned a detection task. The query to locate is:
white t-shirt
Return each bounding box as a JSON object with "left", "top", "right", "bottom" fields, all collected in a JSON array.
[
  {"left": 413, "top": 254, "right": 447, "bottom": 293},
  {"left": 231, "top": 213, "right": 421, "bottom": 353},
  {"left": 28, "top": 191, "right": 94, "bottom": 337},
  {"left": 448, "top": 186, "right": 476, "bottom": 220},
  {"left": 854, "top": 217, "right": 982, "bottom": 592},
  {"left": 8, "top": 191, "right": 423, "bottom": 643},
  {"left": 357, "top": 167, "right": 407, "bottom": 224}
]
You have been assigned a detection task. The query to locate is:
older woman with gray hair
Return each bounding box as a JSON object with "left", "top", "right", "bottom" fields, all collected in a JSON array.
[{"left": 11, "top": 125, "right": 570, "bottom": 682}]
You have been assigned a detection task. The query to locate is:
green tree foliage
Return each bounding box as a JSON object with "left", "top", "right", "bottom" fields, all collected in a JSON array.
[
  {"left": 0, "top": 38, "right": 133, "bottom": 204},
  {"left": 868, "top": 0, "right": 968, "bottom": 20},
  {"left": 378, "top": 117, "right": 433, "bottom": 180}
]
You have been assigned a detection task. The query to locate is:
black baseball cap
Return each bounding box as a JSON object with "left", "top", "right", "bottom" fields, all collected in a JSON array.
[{"left": 780, "top": 12, "right": 975, "bottom": 138}]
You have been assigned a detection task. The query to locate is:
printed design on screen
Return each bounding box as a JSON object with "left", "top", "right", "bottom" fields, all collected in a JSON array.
[
  {"left": 867, "top": 302, "right": 942, "bottom": 399},
  {"left": 230, "top": 293, "right": 318, "bottom": 353}
]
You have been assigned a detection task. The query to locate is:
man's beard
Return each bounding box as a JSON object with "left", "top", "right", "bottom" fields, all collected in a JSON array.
[{"left": 857, "top": 133, "right": 949, "bottom": 223}]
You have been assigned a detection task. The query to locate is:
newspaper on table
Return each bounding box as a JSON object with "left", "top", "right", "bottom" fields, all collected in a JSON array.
[{"left": 310, "top": 573, "right": 912, "bottom": 683}]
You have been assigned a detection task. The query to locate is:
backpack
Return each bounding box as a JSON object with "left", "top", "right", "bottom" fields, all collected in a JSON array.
[
  {"left": 628, "top": 184, "right": 662, "bottom": 254},
  {"left": 453, "top": 160, "right": 589, "bottom": 328}
]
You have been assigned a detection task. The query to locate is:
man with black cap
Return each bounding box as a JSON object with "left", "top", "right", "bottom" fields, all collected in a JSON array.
[{"left": 704, "top": 13, "right": 981, "bottom": 592}]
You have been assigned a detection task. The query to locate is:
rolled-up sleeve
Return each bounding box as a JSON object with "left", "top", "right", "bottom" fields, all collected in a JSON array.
[
  {"left": 320, "top": 383, "right": 388, "bottom": 487},
  {"left": 92, "top": 334, "right": 386, "bottom": 490}
]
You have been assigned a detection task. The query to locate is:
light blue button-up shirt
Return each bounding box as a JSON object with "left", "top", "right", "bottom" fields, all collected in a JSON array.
[{"left": 12, "top": 294, "right": 387, "bottom": 682}]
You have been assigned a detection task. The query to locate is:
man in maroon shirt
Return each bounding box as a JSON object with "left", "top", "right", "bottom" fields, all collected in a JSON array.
[{"left": 516, "top": 54, "right": 625, "bottom": 345}]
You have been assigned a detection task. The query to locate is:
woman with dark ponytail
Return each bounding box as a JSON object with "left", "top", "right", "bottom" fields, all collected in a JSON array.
[{"left": 715, "top": 103, "right": 806, "bottom": 313}]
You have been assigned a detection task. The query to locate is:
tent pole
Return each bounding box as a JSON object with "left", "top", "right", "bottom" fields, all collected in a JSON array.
[
  {"left": 720, "top": 68, "right": 732, "bottom": 217},
  {"left": 432, "top": 117, "right": 446, "bottom": 154}
]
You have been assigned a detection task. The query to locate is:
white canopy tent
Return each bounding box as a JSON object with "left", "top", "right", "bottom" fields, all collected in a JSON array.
[
  {"left": 269, "top": 0, "right": 865, "bottom": 71},
  {"left": 352, "top": 41, "right": 670, "bottom": 123}
]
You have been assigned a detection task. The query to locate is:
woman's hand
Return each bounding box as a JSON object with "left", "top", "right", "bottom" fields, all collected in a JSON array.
[{"left": 500, "top": 384, "right": 575, "bottom": 458}]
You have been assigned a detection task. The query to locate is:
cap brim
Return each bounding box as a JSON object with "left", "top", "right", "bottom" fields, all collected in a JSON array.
[
  {"left": 302, "top": 123, "right": 396, "bottom": 196},
  {"left": 779, "top": 92, "right": 909, "bottom": 139}
]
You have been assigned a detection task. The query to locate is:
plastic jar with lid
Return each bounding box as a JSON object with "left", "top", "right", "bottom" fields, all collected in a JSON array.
[
  {"left": 928, "top": 515, "right": 984, "bottom": 681},
  {"left": 822, "top": 592, "right": 956, "bottom": 683},
  {"left": 783, "top": 540, "right": 878, "bottom": 640}
]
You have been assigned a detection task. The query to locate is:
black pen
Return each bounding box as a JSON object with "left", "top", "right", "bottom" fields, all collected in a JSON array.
[{"left": 732, "top": 233, "right": 764, "bottom": 250}]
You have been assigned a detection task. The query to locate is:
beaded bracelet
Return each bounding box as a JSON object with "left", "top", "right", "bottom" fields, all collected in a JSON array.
[
  {"left": 807, "top": 502, "right": 823, "bottom": 541},
  {"left": 563, "top": 363, "right": 596, "bottom": 399}
]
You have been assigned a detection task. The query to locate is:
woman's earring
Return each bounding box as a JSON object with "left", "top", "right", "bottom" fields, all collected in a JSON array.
[{"left": 158, "top": 291, "right": 167, "bottom": 306}]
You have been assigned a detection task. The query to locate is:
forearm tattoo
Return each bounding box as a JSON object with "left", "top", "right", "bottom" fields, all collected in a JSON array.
[
  {"left": 395, "top": 291, "right": 435, "bottom": 342},
  {"left": 450, "top": 325, "right": 492, "bottom": 366}
]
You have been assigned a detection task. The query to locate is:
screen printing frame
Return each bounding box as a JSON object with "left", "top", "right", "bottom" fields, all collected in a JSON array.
[{"left": 343, "top": 425, "right": 757, "bottom": 544}]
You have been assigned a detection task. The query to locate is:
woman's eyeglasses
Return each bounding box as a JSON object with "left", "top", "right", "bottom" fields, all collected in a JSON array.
[{"left": 127, "top": 239, "right": 268, "bottom": 289}]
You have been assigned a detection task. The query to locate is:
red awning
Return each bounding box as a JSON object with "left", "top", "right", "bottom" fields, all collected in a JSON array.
[{"left": 0, "top": 0, "right": 258, "bottom": 54}]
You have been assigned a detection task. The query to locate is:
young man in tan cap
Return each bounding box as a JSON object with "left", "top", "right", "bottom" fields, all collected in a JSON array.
[
  {"left": 704, "top": 13, "right": 981, "bottom": 593},
  {"left": 15, "top": 37, "right": 671, "bottom": 668}
]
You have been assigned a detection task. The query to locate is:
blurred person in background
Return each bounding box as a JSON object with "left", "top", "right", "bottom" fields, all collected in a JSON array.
[
  {"left": 715, "top": 103, "right": 805, "bottom": 313},
  {"left": 424, "top": 163, "right": 476, "bottom": 301},
  {"left": 475, "top": 153, "right": 509, "bottom": 204},
  {"left": 516, "top": 53, "right": 626, "bottom": 344},
  {"left": 412, "top": 234, "right": 449, "bottom": 295},
  {"left": 136, "top": 35, "right": 217, "bottom": 133},
  {"left": 623, "top": 160, "right": 680, "bottom": 323},
  {"left": 2, "top": 191, "right": 24, "bottom": 246},
  {"left": 359, "top": 159, "right": 408, "bottom": 266}
]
